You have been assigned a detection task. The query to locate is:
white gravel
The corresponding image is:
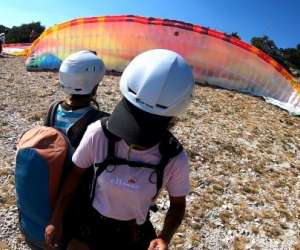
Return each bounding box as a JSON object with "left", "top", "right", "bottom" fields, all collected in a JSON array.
[{"left": 0, "top": 56, "right": 300, "bottom": 250}]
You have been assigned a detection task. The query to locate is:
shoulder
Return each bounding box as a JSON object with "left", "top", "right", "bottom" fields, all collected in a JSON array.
[
  {"left": 163, "top": 148, "right": 190, "bottom": 196},
  {"left": 85, "top": 119, "right": 103, "bottom": 136},
  {"left": 84, "top": 119, "right": 110, "bottom": 144},
  {"left": 164, "top": 148, "right": 189, "bottom": 175},
  {"left": 172, "top": 149, "right": 189, "bottom": 166},
  {"left": 75, "top": 120, "right": 107, "bottom": 153}
]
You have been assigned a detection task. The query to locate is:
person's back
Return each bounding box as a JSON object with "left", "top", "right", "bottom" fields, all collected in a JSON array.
[
  {"left": 20, "top": 51, "right": 108, "bottom": 250},
  {"left": 44, "top": 50, "right": 108, "bottom": 148}
]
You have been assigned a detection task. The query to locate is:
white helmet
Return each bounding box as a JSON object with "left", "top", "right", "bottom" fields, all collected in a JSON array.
[
  {"left": 120, "top": 49, "right": 194, "bottom": 117},
  {"left": 59, "top": 50, "right": 105, "bottom": 95}
]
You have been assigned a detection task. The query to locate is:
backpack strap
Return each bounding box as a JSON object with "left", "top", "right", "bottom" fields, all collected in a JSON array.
[
  {"left": 90, "top": 118, "right": 158, "bottom": 201},
  {"left": 67, "top": 108, "right": 109, "bottom": 148},
  {"left": 44, "top": 100, "right": 62, "bottom": 126},
  {"left": 99, "top": 117, "right": 158, "bottom": 168},
  {"left": 152, "top": 132, "right": 183, "bottom": 200},
  {"left": 90, "top": 118, "right": 183, "bottom": 203},
  {"left": 90, "top": 117, "right": 121, "bottom": 202}
]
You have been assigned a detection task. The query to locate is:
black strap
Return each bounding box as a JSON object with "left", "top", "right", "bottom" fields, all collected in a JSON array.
[
  {"left": 90, "top": 117, "right": 121, "bottom": 201},
  {"left": 90, "top": 118, "right": 183, "bottom": 202},
  {"left": 67, "top": 108, "right": 109, "bottom": 148},
  {"left": 45, "top": 100, "right": 109, "bottom": 148},
  {"left": 44, "top": 100, "right": 62, "bottom": 126},
  {"left": 153, "top": 132, "right": 183, "bottom": 200}
]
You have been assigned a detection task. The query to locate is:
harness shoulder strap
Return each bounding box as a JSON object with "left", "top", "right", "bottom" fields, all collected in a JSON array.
[
  {"left": 99, "top": 117, "right": 157, "bottom": 168},
  {"left": 67, "top": 108, "right": 109, "bottom": 148},
  {"left": 84, "top": 109, "right": 110, "bottom": 126},
  {"left": 44, "top": 100, "right": 62, "bottom": 127},
  {"left": 159, "top": 131, "right": 183, "bottom": 158},
  {"left": 90, "top": 120, "right": 183, "bottom": 202},
  {"left": 90, "top": 117, "right": 121, "bottom": 201},
  {"left": 153, "top": 132, "right": 183, "bottom": 200}
]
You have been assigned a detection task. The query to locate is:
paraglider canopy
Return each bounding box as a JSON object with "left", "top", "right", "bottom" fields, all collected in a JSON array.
[{"left": 18, "top": 15, "right": 300, "bottom": 114}]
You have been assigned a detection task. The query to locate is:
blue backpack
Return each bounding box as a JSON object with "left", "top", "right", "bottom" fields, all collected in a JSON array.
[
  {"left": 15, "top": 103, "right": 108, "bottom": 242},
  {"left": 15, "top": 126, "right": 73, "bottom": 241}
]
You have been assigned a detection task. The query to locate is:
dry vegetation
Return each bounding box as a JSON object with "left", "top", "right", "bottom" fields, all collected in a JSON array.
[{"left": 0, "top": 56, "right": 299, "bottom": 249}]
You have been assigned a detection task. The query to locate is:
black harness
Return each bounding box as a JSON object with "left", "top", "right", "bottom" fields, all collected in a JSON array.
[
  {"left": 90, "top": 117, "right": 183, "bottom": 203},
  {"left": 44, "top": 100, "right": 109, "bottom": 148},
  {"left": 62, "top": 117, "right": 183, "bottom": 244}
]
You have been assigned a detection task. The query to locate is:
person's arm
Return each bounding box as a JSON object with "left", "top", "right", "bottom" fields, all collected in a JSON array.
[
  {"left": 45, "top": 165, "right": 86, "bottom": 248},
  {"left": 148, "top": 196, "right": 186, "bottom": 250}
]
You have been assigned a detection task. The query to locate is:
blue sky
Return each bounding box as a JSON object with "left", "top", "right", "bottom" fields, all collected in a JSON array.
[{"left": 0, "top": 0, "right": 299, "bottom": 48}]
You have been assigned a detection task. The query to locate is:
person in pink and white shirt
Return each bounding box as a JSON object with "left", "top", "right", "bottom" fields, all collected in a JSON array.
[{"left": 45, "top": 49, "right": 195, "bottom": 250}]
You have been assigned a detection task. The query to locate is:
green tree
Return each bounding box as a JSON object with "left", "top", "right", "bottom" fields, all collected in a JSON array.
[
  {"left": 251, "top": 36, "right": 290, "bottom": 72},
  {"left": 251, "top": 36, "right": 278, "bottom": 54},
  {"left": 0, "top": 25, "right": 9, "bottom": 34},
  {"left": 5, "top": 22, "right": 45, "bottom": 43},
  {"left": 281, "top": 45, "right": 300, "bottom": 70},
  {"left": 230, "top": 32, "right": 241, "bottom": 40}
]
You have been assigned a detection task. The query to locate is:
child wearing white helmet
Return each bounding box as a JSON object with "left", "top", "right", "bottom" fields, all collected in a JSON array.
[
  {"left": 45, "top": 49, "right": 195, "bottom": 250},
  {"left": 44, "top": 50, "right": 108, "bottom": 148},
  {"left": 22, "top": 51, "right": 107, "bottom": 250}
]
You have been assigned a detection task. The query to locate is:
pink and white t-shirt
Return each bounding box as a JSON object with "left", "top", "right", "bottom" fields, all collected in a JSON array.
[{"left": 72, "top": 120, "right": 190, "bottom": 225}]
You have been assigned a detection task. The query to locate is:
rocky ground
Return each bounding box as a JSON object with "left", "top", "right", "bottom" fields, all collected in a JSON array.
[{"left": 0, "top": 56, "right": 299, "bottom": 250}]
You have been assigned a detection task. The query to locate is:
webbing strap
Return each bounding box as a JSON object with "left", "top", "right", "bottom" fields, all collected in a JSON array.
[
  {"left": 67, "top": 108, "right": 108, "bottom": 148},
  {"left": 90, "top": 118, "right": 183, "bottom": 202},
  {"left": 101, "top": 157, "right": 157, "bottom": 169},
  {"left": 44, "top": 100, "right": 62, "bottom": 127},
  {"left": 90, "top": 162, "right": 106, "bottom": 202},
  {"left": 90, "top": 121, "right": 119, "bottom": 202},
  {"left": 153, "top": 162, "right": 166, "bottom": 200}
]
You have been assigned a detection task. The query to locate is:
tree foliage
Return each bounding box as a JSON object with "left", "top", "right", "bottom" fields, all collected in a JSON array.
[
  {"left": 251, "top": 36, "right": 277, "bottom": 53},
  {"left": 230, "top": 32, "right": 241, "bottom": 40},
  {"left": 251, "top": 36, "right": 293, "bottom": 71},
  {"left": 251, "top": 36, "right": 300, "bottom": 71},
  {"left": 281, "top": 45, "right": 300, "bottom": 70},
  {"left": 2, "top": 22, "right": 45, "bottom": 43},
  {"left": 0, "top": 25, "right": 10, "bottom": 34}
]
